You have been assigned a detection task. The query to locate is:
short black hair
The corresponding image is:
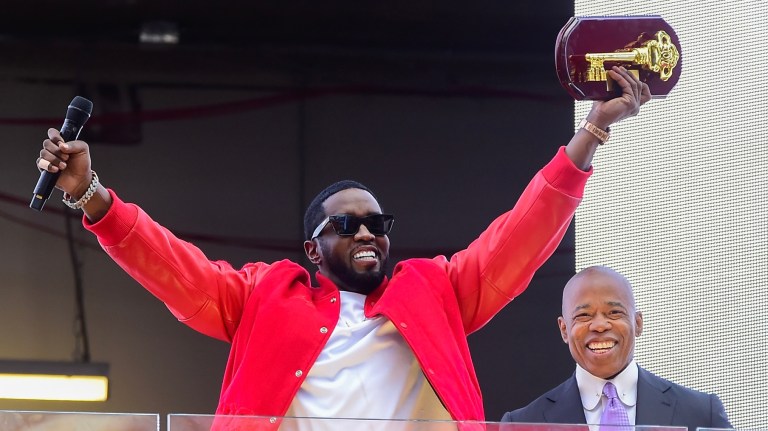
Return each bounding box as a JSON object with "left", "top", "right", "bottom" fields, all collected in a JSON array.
[{"left": 303, "top": 180, "right": 377, "bottom": 240}]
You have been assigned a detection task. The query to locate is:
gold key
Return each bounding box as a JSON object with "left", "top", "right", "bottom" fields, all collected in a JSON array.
[{"left": 584, "top": 30, "right": 680, "bottom": 82}]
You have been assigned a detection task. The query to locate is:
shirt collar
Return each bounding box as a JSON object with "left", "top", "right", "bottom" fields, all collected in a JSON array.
[{"left": 575, "top": 360, "right": 638, "bottom": 410}]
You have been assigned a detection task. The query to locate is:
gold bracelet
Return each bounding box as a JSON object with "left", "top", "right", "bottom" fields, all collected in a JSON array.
[{"left": 578, "top": 119, "right": 610, "bottom": 144}]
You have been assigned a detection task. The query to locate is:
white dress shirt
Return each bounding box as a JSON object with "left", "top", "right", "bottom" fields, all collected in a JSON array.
[{"left": 575, "top": 360, "right": 639, "bottom": 429}]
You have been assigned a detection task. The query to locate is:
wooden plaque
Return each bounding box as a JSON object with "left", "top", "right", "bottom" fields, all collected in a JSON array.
[{"left": 555, "top": 15, "right": 681, "bottom": 100}]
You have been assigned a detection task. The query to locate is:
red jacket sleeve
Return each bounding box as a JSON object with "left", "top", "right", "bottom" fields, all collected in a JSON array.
[
  {"left": 435, "top": 146, "right": 592, "bottom": 333},
  {"left": 84, "top": 190, "right": 272, "bottom": 342}
]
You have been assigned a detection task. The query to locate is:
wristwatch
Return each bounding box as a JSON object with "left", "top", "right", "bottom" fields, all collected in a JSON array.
[{"left": 578, "top": 119, "right": 610, "bottom": 144}]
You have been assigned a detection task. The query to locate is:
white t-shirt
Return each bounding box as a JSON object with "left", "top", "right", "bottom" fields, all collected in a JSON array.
[{"left": 285, "top": 291, "right": 451, "bottom": 422}]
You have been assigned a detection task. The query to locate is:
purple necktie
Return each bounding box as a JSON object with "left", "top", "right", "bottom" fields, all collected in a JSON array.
[{"left": 599, "top": 382, "right": 631, "bottom": 431}]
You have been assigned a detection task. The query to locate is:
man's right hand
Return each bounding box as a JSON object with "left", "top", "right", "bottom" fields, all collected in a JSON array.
[
  {"left": 36, "top": 128, "right": 112, "bottom": 222},
  {"left": 37, "top": 128, "right": 92, "bottom": 197}
]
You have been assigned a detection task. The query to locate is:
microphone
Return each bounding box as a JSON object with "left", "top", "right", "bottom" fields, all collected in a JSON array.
[{"left": 30, "top": 96, "right": 93, "bottom": 211}]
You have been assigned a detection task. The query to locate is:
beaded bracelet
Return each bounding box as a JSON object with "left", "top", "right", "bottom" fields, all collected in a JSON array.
[{"left": 63, "top": 171, "right": 99, "bottom": 210}]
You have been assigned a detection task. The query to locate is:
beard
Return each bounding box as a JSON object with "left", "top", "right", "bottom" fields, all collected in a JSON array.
[{"left": 321, "top": 242, "right": 389, "bottom": 295}]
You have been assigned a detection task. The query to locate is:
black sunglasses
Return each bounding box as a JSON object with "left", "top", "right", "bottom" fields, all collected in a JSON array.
[{"left": 311, "top": 214, "right": 395, "bottom": 239}]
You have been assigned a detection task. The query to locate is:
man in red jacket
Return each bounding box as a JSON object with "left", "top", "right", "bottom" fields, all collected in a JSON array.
[{"left": 36, "top": 67, "right": 649, "bottom": 421}]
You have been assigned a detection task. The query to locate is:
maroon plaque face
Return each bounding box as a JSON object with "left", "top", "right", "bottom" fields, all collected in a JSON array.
[{"left": 555, "top": 15, "right": 681, "bottom": 100}]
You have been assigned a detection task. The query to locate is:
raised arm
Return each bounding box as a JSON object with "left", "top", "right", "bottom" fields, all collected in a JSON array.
[
  {"left": 36, "top": 128, "right": 112, "bottom": 222},
  {"left": 442, "top": 66, "right": 651, "bottom": 332},
  {"left": 35, "top": 128, "right": 256, "bottom": 341},
  {"left": 566, "top": 66, "right": 652, "bottom": 170}
]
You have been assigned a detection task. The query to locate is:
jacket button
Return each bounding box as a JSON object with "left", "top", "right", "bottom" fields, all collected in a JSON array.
[
  {"left": 320, "top": 327, "right": 328, "bottom": 334},
  {"left": 295, "top": 370, "right": 303, "bottom": 377},
  {"left": 400, "top": 322, "right": 408, "bottom": 329},
  {"left": 269, "top": 418, "right": 277, "bottom": 424},
  {"left": 331, "top": 297, "right": 337, "bottom": 303}
]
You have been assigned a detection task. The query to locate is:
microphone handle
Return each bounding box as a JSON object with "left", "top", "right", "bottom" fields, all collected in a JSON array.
[{"left": 30, "top": 120, "right": 85, "bottom": 211}]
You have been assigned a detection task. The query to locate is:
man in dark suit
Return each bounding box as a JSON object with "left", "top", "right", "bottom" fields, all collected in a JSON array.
[{"left": 501, "top": 266, "right": 731, "bottom": 431}]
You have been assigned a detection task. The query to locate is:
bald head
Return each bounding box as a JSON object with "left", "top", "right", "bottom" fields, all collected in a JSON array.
[
  {"left": 562, "top": 266, "right": 636, "bottom": 315},
  {"left": 557, "top": 265, "right": 643, "bottom": 379}
]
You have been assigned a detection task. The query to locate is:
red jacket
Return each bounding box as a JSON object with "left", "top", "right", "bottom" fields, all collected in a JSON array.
[{"left": 85, "top": 147, "right": 590, "bottom": 421}]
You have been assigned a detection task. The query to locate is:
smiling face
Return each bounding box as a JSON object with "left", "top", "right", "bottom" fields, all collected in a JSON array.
[
  {"left": 557, "top": 267, "right": 643, "bottom": 379},
  {"left": 303, "top": 188, "right": 390, "bottom": 294}
]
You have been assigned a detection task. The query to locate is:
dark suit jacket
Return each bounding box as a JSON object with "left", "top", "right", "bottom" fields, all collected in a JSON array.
[{"left": 501, "top": 367, "right": 732, "bottom": 431}]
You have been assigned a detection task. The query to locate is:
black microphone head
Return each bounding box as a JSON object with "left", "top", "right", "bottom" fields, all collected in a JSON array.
[{"left": 66, "top": 96, "right": 93, "bottom": 126}]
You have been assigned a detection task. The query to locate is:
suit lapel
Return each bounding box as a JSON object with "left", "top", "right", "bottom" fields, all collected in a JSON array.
[
  {"left": 636, "top": 367, "right": 675, "bottom": 425},
  {"left": 544, "top": 375, "right": 588, "bottom": 423}
]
